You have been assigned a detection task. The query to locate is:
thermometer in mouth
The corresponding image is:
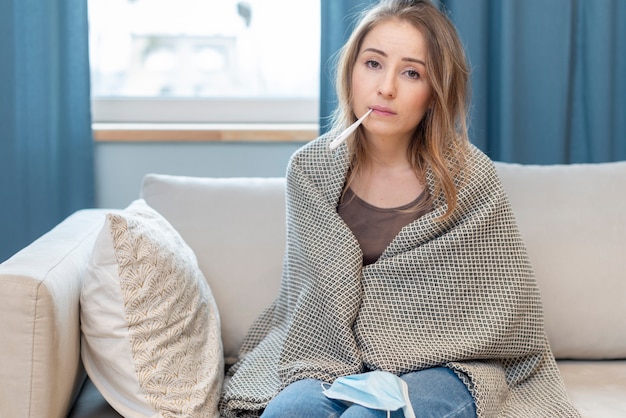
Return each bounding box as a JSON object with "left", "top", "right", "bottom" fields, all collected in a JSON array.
[{"left": 329, "top": 108, "right": 373, "bottom": 150}]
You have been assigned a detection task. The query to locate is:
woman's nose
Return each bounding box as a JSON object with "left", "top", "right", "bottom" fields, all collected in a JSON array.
[{"left": 377, "top": 73, "right": 396, "bottom": 99}]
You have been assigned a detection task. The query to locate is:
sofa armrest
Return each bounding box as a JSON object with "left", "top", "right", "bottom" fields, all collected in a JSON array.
[{"left": 0, "top": 209, "right": 107, "bottom": 418}]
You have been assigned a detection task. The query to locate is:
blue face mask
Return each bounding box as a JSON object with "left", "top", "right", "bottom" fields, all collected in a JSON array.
[{"left": 322, "top": 371, "right": 416, "bottom": 418}]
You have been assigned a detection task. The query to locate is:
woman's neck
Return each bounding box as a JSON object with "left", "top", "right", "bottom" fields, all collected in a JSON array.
[
  {"left": 363, "top": 133, "right": 412, "bottom": 168},
  {"left": 352, "top": 137, "right": 424, "bottom": 209}
]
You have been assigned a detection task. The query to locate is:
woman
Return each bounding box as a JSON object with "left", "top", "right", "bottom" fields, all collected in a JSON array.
[{"left": 220, "top": 1, "right": 580, "bottom": 417}]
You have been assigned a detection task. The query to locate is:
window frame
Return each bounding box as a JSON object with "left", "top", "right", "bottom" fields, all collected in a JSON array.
[{"left": 91, "top": 97, "right": 319, "bottom": 124}]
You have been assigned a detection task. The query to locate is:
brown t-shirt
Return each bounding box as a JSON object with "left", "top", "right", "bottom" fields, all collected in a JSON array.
[{"left": 337, "top": 187, "right": 432, "bottom": 265}]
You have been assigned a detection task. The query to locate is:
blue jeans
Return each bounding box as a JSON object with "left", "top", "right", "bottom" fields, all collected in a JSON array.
[{"left": 261, "top": 367, "right": 476, "bottom": 418}]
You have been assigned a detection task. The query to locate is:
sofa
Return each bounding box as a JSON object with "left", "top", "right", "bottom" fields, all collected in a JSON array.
[{"left": 1, "top": 160, "right": 625, "bottom": 418}]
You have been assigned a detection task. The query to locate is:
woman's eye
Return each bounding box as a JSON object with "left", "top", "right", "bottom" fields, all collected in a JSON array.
[
  {"left": 405, "top": 69, "right": 420, "bottom": 79},
  {"left": 366, "top": 59, "right": 381, "bottom": 69}
]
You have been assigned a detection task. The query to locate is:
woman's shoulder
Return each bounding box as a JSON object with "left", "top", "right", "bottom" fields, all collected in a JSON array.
[
  {"left": 291, "top": 132, "right": 335, "bottom": 157},
  {"left": 456, "top": 144, "right": 511, "bottom": 208},
  {"left": 463, "top": 143, "right": 500, "bottom": 182},
  {"left": 285, "top": 131, "right": 351, "bottom": 196},
  {"left": 288, "top": 131, "right": 346, "bottom": 171}
]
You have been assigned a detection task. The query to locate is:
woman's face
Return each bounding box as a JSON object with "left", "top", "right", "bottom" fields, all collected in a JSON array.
[{"left": 352, "top": 19, "right": 433, "bottom": 145}]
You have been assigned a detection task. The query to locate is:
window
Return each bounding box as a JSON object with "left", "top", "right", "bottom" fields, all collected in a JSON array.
[{"left": 89, "top": 0, "right": 320, "bottom": 123}]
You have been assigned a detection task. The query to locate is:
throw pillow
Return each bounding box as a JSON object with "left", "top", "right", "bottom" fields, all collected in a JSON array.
[{"left": 80, "top": 199, "right": 223, "bottom": 418}]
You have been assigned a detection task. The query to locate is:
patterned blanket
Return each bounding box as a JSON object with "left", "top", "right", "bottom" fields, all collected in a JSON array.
[{"left": 220, "top": 135, "right": 579, "bottom": 417}]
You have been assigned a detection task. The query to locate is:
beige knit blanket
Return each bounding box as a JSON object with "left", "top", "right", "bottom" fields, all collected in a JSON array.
[{"left": 220, "top": 135, "right": 580, "bottom": 417}]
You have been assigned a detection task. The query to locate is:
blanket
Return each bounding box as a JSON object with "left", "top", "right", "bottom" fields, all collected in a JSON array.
[{"left": 220, "top": 135, "right": 580, "bottom": 417}]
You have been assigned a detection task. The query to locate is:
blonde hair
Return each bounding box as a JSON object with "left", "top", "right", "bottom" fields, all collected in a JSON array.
[{"left": 331, "top": 0, "right": 471, "bottom": 219}]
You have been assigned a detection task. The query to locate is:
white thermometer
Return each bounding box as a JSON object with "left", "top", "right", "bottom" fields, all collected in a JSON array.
[{"left": 328, "top": 108, "right": 373, "bottom": 150}]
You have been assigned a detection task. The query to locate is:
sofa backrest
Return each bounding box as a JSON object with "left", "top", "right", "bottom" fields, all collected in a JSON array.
[
  {"left": 494, "top": 160, "right": 626, "bottom": 359},
  {"left": 141, "top": 160, "right": 626, "bottom": 362},
  {"left": 141, "top": 174, "right": 286, "bottom": 364}
]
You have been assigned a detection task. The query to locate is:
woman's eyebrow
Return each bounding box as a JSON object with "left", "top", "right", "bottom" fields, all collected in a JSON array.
[{"left": 362, "top": 47, "right": 426, "bottom": 67}]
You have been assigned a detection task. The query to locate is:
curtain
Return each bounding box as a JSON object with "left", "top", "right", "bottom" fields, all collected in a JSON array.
[
  {"left": 0, "top": 0, "right": 94, "bottom": 262},
  {"left": 319, "top": 0, "right": 626, "bottom": 164}
]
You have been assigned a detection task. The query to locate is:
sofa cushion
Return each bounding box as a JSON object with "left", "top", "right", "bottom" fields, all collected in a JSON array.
[
  {"left": 557, "top": 360, "right": 626, "bottom": 417},
  {"left": 141, "top": 175, "right": 285, "bottom": 365},
  {"left": 80, "top": 199, "right": 223, "bottom": 417},
  {"left": 495, "top": 161, "right": 626, "bottom": 359}
]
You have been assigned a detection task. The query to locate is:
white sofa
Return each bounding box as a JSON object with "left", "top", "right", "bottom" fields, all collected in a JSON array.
[{"left": 1, "top": 160, "right": 625, "bottom": 418}]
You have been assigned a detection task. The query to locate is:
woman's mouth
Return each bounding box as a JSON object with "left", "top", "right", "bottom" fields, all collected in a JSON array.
[{"left": 370, "top": 106, "right": 396, "bottom": 116}]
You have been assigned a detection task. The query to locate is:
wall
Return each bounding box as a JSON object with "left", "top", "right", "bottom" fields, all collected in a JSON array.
[{"left": 95, "top": 141, "right": 304, "bottom": 209}]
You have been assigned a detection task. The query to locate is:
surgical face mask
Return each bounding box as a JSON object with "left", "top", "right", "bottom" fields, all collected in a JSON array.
[{"left": 321, "top": 371, "right": 416, "bottom": 418}]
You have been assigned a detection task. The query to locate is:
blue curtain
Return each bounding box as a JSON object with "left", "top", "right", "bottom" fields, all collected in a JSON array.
[
  {"left": 319, "top": 0, "right": 626, "bottom": 164},
  {"left": 0, "top": 0, "right": 94, "bottom": 262}
]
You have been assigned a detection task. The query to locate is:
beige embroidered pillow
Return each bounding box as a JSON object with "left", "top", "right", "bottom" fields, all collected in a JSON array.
[{"left": 80, "top": 199, "right": 223, "bottom": 418}]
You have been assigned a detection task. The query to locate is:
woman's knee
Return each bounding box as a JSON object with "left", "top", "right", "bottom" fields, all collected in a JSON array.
[{"left": 402, "top": 367, "right": 476, "bottom": 418}]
